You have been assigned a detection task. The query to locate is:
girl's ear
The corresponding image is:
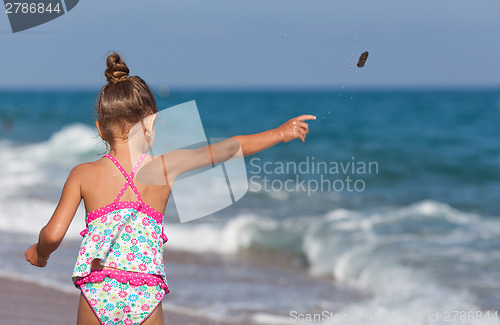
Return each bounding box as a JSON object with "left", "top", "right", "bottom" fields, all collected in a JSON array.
[
  {"left": 95, "top": 120, "right": 104, "bottom": 139},
  {"left": 145, "top": 113, "right": 156, "bottom": 132},
  {"left": 143, "top": 114, "right": 156, "bottom": 138}
]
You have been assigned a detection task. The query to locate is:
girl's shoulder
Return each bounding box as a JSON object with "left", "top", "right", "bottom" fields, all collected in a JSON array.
[
  {"left": 57, "top": 159, "right": 107, "bottom": 198},
  {"left": 70, "top": 157, "right": 107, "bottom": 179}
]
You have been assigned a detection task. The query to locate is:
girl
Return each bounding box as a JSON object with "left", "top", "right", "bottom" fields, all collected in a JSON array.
[{"left": 25, "top": 52, "right": 315, "bottom": 325}]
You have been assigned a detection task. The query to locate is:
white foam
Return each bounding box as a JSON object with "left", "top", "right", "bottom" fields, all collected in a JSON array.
[
  {"left": 162, "top": 201, "right": 500, "bottom": 322},
  {"left": 165, "top": 213, "right": 303, "bottom": 255},
  {"left": 0, "top": 124, "right": 102, "bottom": 239},
  {"left": 0, "top": 124, "right": 104, "bottom": 198},
  {"left": 165, "top": 214, "right": 276, "bottom": 254},
  {"left": 0, "top": 198, "right": 86, "bottom": 239},
  {"left": 253, "top": 312, "right": 296, "bottom": 324}
]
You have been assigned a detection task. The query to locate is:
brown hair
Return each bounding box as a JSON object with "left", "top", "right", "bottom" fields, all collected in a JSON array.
[{"left": 96, "top": 52, "right": 158, "bottom": 147}]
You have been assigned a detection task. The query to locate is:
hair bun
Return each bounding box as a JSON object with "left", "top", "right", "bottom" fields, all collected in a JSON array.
[{"left": 105, "top": 52, "right": 130, "bottom": 84}]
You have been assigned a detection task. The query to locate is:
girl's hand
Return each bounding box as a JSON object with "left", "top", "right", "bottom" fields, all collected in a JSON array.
[
  {"left": 275, "top": 115, "right": 316, "bottom": 143},
  {"left": 25, "top": 244, "right": 49, "bottom": 267}
]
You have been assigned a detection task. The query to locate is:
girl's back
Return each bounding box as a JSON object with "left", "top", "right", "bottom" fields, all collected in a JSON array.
[{"left": 78, "top": 156, "right": 170, "bottom": 215}]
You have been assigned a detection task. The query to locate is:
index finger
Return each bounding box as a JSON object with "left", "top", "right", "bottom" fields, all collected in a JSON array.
[{"left": 296, "top": 115, "right": 317, "bottom": 122}]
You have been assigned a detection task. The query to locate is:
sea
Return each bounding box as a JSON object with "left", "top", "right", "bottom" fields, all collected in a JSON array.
[{"left": 1, "top": 88, "right": 500, "bottom": 324}]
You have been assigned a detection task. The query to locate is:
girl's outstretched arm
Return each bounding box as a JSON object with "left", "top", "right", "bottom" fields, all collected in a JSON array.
[
  {"left": 230, "top": 114, "right": 316, "bottom": 156},
  {"left": 25, "top": 166, "right": 83, "bottom": 267},
  {"left": 160, "top": 115, "right": 316, "bottom": 181}
]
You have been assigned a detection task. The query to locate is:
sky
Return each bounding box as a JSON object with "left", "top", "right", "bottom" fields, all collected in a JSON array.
[{"left": 1, "top": 0, "right": 500, "bottom": 89}]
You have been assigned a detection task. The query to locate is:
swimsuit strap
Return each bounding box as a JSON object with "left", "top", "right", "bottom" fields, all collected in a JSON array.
[{"left": 104, "top": 154, "right": 147, "bottom": 204}]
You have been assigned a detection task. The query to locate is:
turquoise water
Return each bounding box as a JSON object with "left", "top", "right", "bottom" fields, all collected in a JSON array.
[
  {"left": 2, "top": 88, "right": 500, "bottom": 213},
  {"left": 1, "top": 88, "right": 500, "bottom": 323}
]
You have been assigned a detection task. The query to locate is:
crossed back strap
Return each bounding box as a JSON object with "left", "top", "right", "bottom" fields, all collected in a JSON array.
[{"left": 104, "top": 154, "right": 147, "bottom": 203}]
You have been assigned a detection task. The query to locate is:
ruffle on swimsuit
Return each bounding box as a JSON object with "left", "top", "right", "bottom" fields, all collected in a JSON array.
[
  {"left": 80, "top": 201, "right": 168, "bottom": 244},
  {"left": 74, "top": 269, "right": 169, "bottom": 293}
]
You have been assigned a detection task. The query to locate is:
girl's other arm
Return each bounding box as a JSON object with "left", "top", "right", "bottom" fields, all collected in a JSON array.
[
  {"left": 25, "top": 166, "right": 83, "bottom": 267},
  {"left": 230, "top": 114, "right": 316, "bottom": 156}
]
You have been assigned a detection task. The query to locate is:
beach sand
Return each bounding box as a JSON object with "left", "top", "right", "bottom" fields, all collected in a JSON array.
[{"left": 0, "top": 276, "right": 237, "bottom": 325}]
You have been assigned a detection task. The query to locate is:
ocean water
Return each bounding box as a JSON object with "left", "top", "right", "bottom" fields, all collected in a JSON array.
[{"left": 1, "top": 88, "right": 500, "bottom": 324}]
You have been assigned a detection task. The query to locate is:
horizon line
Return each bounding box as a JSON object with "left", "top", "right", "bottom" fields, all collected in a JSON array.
[{"left": 1, "top": 84, "right": 500, "bottom": 93}]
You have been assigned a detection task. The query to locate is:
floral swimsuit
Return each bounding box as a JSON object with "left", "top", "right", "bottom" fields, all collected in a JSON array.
[{"left": 72, "top": 154, "right": 169, "bottom": 325}]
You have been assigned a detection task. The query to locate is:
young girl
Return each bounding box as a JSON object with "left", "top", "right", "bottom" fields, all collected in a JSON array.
[{"left": 25, "top": 52, "right": 315, "bottom": 325}]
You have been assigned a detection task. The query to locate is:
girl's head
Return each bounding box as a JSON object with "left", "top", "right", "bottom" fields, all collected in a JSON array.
[{"left": 96, "top": 52, "right": 158, "bottom": 147}]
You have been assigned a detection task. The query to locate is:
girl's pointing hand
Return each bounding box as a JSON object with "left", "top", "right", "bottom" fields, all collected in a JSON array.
[{"left": 276, "top": 115, "right": 316, "bottom": 143}]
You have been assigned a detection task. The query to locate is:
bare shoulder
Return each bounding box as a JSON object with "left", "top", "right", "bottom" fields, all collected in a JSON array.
[{"left": 70, "top": 158, "right": 106, "bottom": 180}]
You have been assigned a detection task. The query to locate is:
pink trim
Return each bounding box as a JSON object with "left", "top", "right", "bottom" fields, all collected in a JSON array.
[
  {"left": 104, "top": 154, "right": 146, "bottom": 203},
  {"left": 132, "top": 154, "right": 147, "bottom": 175},
  {"left": 86, "top": 201, "right": 164, "bottom": 225},
  {"left": 79, "top": 202, "right": 168, "bottom": 243},
  {"left": 75, "top": 268, "right": 169, "bottom": 294}
]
